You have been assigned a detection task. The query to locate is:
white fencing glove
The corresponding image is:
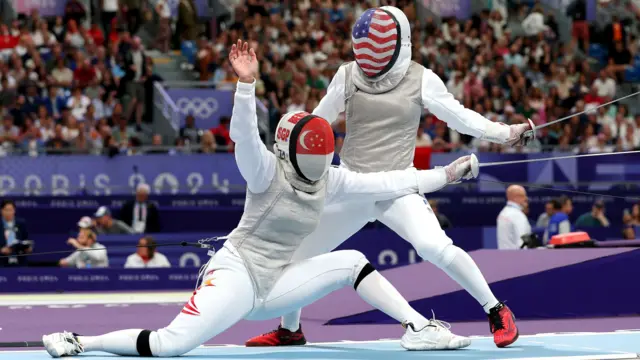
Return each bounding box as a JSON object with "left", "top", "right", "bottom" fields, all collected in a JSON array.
[
  {"left": 482, "top": 119, "right": 536, "bottom": 147},
  {"left": 506, "top": 119, "right": 536, "bottom": 147},
  {"left": 443, "top": 154, "right": 479, "bottom": 184}
]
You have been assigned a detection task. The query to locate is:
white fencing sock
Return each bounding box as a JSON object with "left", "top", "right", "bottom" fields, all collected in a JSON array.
[
  {"left": 280, "top": 309, "right": 302, "bottom": 332},
  {"left": 355, "top": 264, "right": 429, "bottom": 329},
  {"left": 78, "top": 329, "right": 143, "bottom": 355},
  {"left": 437, "top": 245, "right": 500, "bottom": 314}
]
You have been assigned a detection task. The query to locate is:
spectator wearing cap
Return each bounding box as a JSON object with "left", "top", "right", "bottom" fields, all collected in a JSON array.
[
  {"left": 119, "top": 183, "right": 161, "bottom": 234},
  {"left": 0, "top": 200, "right": 31, "bottom": 266},
  {"left": 59, "top": 228, "right": 108, "bottom": 268},
  {"left": 94, "top": 206, "right": 134, "bottom": 235},
  {"left": 576, "top": 200, "right": 610, "bottom": 228},
  {"left": 77, "top": 216, "right": 95, "bottom": 230},
  {"left": 124, "top": 236, "right": 171, "bottom": 268}
]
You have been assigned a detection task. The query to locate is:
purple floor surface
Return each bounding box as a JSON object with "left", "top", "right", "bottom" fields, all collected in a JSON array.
[{"left": 2, "top": 303, "right": 638, "bottom": 345}]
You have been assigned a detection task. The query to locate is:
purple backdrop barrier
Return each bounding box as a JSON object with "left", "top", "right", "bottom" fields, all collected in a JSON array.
[
  {"left": 2, "top": 152, "right": 639, "bottom": 196},
  {"left": 11, "top": 189, "right": 639, "bottom": 234},
  {"left": 422, "top": 0, "right": 471, "bottom": 19},
  {"left": 0, "top": 154, "right": 243, "bottom": 196},
  {"left": 14, "top": 0, "right": 211, "bottom": 18},
  {"left": 166, "top": 88, "right": 233, "bottom": 129},
  {"left": 0, "top": 267, "right": 199, "bottom": 293},
  {"left": 13, "top": 0, "right": 64, "bottom": 16}
]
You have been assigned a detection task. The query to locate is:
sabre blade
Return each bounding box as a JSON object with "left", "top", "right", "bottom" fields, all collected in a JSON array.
[
  {"left": 534, "top": 90, "right": 640, "bottom": 131},
  {"left": 479, "top": 149, "right": 640, "bottom": 168}
]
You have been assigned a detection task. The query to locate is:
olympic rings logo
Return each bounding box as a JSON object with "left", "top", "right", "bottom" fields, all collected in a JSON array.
[{"left": 175, "top": 97, "right": 220, "bottom": 118}]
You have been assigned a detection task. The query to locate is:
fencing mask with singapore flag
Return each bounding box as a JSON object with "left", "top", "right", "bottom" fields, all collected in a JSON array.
[{"left": 273, "top": 111, "right": 335, "bottom": 183}]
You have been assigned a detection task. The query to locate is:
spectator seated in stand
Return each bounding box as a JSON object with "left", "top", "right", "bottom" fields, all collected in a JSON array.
[
  {"left": 93, "top": 206, "right": 134, "bottom": 235},
  {"left": 543, "top": 196, "right": 574, "bottom": 244},
  {"left": 59, "top": 228, "right": 108, "bottom": 268},
  {"left": 536, "top": 201, "right": 553, "bottom": 228},
  {"left": 575, "top": 200, "right": 610, "bottom": 228},
  {"left": 124, "top": 236, "right": 171, "bottom": 268},
  {"left": 0, "top": 199, "right": 31, "bottom": 266},
  {"left": 119, "top": 183, "right": 161, "bottom": 234}
]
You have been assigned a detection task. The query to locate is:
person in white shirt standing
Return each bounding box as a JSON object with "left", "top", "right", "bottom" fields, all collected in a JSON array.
[
  {"left": 124, "top": 236, "right": 171, "bottom": 268},
  {"left": 497, "top": 185, "right": 532, "bottom": 250},
  {"left": 101, "top": 0, "right": 119, "bottom": 41},
  {"left": 154, "top": 0, "right": 171, "bottom": 52}
]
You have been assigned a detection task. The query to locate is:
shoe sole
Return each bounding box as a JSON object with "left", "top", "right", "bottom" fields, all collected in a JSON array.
[
  {"left": 245, "top": 338, "right": 307, "bottom": 347},
  {"left": 401, "top": 338, "right": 472, "bottom": 351},
  {"left": 496, "top": 331, "right": 519, "bottom": 348}
]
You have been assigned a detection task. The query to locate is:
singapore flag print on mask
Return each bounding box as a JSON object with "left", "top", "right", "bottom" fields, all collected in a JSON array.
[{"left": 274, "top": 112, "right": 335, "bottom": 182}]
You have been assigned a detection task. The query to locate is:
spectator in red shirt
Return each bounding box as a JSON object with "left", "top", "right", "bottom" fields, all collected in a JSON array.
[
  {"left": 583, "top": 85, "right": 604, "bottom": 107},
  {"left": 210, "top": 116, "right": 234, "bottom": 152},
  {"left": 88, "top": 23, "right": 105, "bottom": 47},
  {"left": 74, "top": 56, "right": 97, "bottom": 88},
  {"left": 108, "top": 18, "right": 120, "bottom": 45},
  {"left": 0, "top": 24, "right": 18, "bottom": 51}
]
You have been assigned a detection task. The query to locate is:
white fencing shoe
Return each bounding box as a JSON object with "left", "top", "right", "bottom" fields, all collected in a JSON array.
[
  {"left": 42, "top": 331, "right": 84, "bottom": 358},
  {"left": 400, "top": 314, "right": 471, "bottom": 351}
]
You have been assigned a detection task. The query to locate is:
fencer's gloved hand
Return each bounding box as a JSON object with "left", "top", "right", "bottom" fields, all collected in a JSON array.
[
  {"left": 505, "top": 119, "right": 536, "bottom": 147},
  {"left": 443, "top": 154, "right": 479, "bottom": 184}
]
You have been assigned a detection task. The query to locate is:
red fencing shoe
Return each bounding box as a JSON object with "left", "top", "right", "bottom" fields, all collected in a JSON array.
[
  {"left": 245, "top": 325, "right": 307, "bottom": 347},
  {"left": 488, "top": 302, "right": 519, "bottom": 348}
]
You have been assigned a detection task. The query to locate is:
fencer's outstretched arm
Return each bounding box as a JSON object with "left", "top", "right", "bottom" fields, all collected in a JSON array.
[
  {"left": 229, "top": 80, "right": 276, "bottom": 193},
  {"left": 326, "top": 155, "right": 478, "bottom": 205},
  {"left": 228, "top": 40, "right": 276, "bottom": 194},
  {"left": 421, "top": 69, "right": 533, "bottom": 146},
  {"left": 312, "top": 66, "right": 346, "bottom": 124}
]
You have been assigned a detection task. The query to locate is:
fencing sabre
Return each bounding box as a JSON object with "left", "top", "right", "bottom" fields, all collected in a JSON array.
[
  {"left": 522, "top": 90, "right": 640, "bottom": 140},
  {"left": 479, "top": 149, "right": 640, "bottom": 168}
]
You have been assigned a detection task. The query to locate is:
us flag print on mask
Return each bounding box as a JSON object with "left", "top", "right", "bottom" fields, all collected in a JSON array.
[{"left": 352, "top": 8, "right": 399, "bottom": 77}]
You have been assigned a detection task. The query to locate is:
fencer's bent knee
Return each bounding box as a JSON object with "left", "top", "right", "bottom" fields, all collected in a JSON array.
[
  {"left": 414, "top": 236, "right": 458, "bottom": 269},
  {"left": 333, "top": 250, "right": 368, "bottom": 286},
  {"left": 423, "top": 244, "right": 462, "bottom": 269}
]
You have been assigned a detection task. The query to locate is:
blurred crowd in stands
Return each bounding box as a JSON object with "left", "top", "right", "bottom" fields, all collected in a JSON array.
[
  {"left": 191, "top": 0, "right": 640, "bottom": 154},
  {"left": 0, "top": 0, "right": 640, "bottom": 156}
]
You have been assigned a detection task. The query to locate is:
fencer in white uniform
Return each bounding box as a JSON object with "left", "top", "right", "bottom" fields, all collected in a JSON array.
[
  {"left": 251, "top": 6, "right": 534, "bottom": 348},
  {"left": 41, "top": 41, "right": 480, "bottom": 358}
]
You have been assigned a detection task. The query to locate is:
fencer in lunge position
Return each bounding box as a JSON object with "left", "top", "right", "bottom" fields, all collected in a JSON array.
[
  {"left": 246, "top": 6, "right": 536, "bottom": 349},
  {"left": 42, "top": 41, "right": 481, "bottom": 358}
]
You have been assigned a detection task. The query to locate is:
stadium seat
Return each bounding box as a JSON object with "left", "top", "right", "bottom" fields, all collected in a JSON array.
[{"left": 624, "top": 66, "right": 640, "bottom": 82}]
